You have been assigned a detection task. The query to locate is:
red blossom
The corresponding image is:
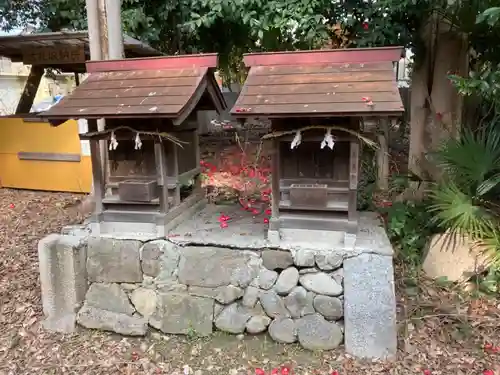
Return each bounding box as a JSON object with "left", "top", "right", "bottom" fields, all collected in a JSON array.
[
  {"left": 483, "top": 370, "right": 495, "bottom": 375},
  {"left": 362, "top": 22, "right": 369, "bottom": 30},
  {"left": 9, "top": 203, "right": 14, "bottom": 209},
  {"left": 484, "top": 343, "right": 493, "bottom": 351},
  {"left": 252, "top": 209, "right": 259, "bottom": 215},
  {"left": 220, "top": 221, "right": 228, "bottom": 228},
  {"left": 255, "top": 369, "right": 266, "bottom": 375},
  {"left": 264, "top": 217, "right": 269, "bottom": 224},
  {"left": 331, "top": 371, "right": 340, "bottom": 375},
  {"left": 361, "top": 96, "right": 370, "bottom": 102},
  {"left": 280, "top": 366, "right": 291, "bottom": 375},
  {"left": 265, "top": 209, "right": 272, "bottom": 215},
  {"left": 422, "top": 369, "right": 431, "bottom": 375},
  {"left": 271, "top": 369, "right": 279, "bottom": 375}
]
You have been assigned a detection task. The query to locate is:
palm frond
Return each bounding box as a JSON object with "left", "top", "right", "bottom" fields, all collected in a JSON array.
[
  {"left": 429, "top": 183, "right": 495, "bottom": 238},
  {"left": 433, "top": 126, "right": 500, "bottom": 193}
]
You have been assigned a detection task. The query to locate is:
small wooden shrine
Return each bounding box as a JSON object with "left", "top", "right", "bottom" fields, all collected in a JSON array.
[
  {"left": 42, "top": 54, "right": 226, "bottom": 236},
  {"left": 231, "top": 47, "right": 404, "bottom": 244}
]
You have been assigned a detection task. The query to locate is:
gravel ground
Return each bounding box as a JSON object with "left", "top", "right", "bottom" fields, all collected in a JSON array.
[{"left": 0, "top": 188, "right": 499, "bottom": 375}]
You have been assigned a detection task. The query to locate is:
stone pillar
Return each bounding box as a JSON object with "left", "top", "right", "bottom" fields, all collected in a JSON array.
[
  {"left": 343, "top": 253, "right": 397, "bottom": 360},
  {"left": 38, "top": 234, "right": 88, "bottom": 333}
]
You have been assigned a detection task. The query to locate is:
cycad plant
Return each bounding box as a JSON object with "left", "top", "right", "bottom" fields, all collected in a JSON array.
[{"left": 428, "top": 124, "right": 500, "bottom": 264}]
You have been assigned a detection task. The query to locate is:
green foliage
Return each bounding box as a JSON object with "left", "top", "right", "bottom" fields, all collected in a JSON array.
[
  {"left": 477, "top": 6, "right": 500, "bottom": 26},
  {"left": 380, "top": 200, "right": 440, "bottom": 268},
  {"left": 427, "top": 125, "right": 500, "bottom": 267}
]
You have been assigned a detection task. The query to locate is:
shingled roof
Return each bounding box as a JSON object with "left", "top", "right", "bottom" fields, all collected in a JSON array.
[
  {"left": 231, "top": 47, "right": 404, "bottom": 118},
  {"left": 42, "top": 54, "right": 226, "bottom": 125}
]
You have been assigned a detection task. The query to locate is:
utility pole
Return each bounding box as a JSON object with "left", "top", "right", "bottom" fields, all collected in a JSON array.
[
  {"left": 86, "top": 0, "right": 124, "bottom": 192},
  {"left": 106, "top": 0, "right": 124, "bottom": 59}
]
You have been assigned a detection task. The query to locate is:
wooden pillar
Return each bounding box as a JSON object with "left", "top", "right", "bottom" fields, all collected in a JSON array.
[
  {"left": 155, "top": 141, "right": 170, "bottom": 212},
  {"left": 269, "top": 138, "right": 280, "bottom": 231},
  {"left": 15, "top": 65, "right": 44, "bottom": 114},
  {"left": 376, "top": 118, "right": 390, "bottom": 191},
  {"left": 88, "top": 119, "right": 104, "bottom": 215},
  {"left": 348, "top": 140, "right": 359, "bottom": 225},
  {"left": 172, "top": 144, "right": 181, "bottom": 205}
]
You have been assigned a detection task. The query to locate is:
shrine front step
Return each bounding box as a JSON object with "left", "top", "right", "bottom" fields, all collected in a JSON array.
[{"left": 278, "top": 212, "right": 357, "bottom": 233}]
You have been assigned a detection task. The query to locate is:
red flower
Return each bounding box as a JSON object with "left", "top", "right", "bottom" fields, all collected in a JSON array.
[
  {"left": 484, "top": 342, "right": 493, "bottom": 351},
  {"left": 220, "top": 221, "right": 228, "bottom": 228},
  {"left": 331, "top": 371, "right": 340, "bottom": 375},
  {"left": 271, "top": 369, "right": 279, "bottom": 375},
  {"left": 281, "top": 367, "right": 290, "bottom": 375},
  {"left": 483, "top": 370, "right": 494, "bottom": 375},
  {"left": 264, "top": 217, "right": 269, "bottom": 224},
  {"left": 9, "top": 203, "right": 14, "bottom": 209},
  {"left": 422, "top": 370, "right": 431, "bottom": 375},
  {"left": 362, "top": 22, "right": 369, "bottom": 30},
  {"left": 252, "top": 209, "right": 259, "bottom": 215},
  {"left": 255, "top": 369, "right": 266, "bottom": 375},
  {"left": 265, "top": 209, "right": 272, "bottom": 215}
]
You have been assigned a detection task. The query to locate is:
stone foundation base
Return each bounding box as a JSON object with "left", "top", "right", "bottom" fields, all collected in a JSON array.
[{"left": 39, "top": 207, "right": 397, "bottom": 360}]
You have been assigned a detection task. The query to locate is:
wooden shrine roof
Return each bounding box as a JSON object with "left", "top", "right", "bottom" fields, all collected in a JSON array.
[
  {"left": 231, "top": 47, "right": 405, "bottom": 118},
  {"left": 0, "top": 31, "right": 161, "bottom": 73},
  {"left": 42, "top": 54, "right": 226, "bottom": 125}
]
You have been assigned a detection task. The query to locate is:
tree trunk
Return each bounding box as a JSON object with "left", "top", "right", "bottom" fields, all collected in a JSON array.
[{"left": 408, "top": 16, "right": 468, "bottom": 183}]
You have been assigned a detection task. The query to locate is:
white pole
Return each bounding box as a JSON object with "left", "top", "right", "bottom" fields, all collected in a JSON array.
[{"left": 106, "top": 0, "right": 124, "bottom": 59}]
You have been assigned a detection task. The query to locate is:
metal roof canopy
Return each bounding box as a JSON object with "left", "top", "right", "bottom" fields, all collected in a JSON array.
[
  {"left": 0, "top": 30, "right": 161, "bottom": 72},
  {"left": 41, "top": 54, "right": 227, "bottom": 125},
  {"left": 231, "top": 47, "right": 405, "bottom": 118}
]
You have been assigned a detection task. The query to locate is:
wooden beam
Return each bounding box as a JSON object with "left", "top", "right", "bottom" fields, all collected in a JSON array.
[
  {"left": 172, "top": 144, "right": 181, "bottom": 205},
  {"left": 243, "top": 47, "right": 404, "bottom": 67},
  {"left": 155, "top": 141, "right": 170, "bottom": 213},
  {"left": 85, "top": 54, "right": 218, "bottom": 72},
  {"left": 15, "top": 65, "right": 44, "bottom": 114},
  {"left": 89, "top": 140, "right": 104, "bottom": 214},
  {"left": 270, "top": 138, "right": 281, "bottom": 231},
  {"left": 376, "top": 118, "right": 390, "bottom": 190}
]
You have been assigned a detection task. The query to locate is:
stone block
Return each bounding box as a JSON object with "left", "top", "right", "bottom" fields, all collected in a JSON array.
[
  {"left": 215, "top": 303, "right": 252, "bottom": 334},
  {"left": 141, "top": 240, "right": 180, "bottom": 278},
  {"left": 131, "top": 288, "right": 158, "bottom": 318},
  {"left": 344, "top": 253, "right": 397, "bottom": 360},
  {"left": 296, "top": 313, "right": 343, "bottom": 350},
  {"left": 150, "top": 293, "right": 214, "bottom": 336},
  {"left": 178, "top": 247, "right": 254, "bottom": 287},
  {"left": 87, "top": 237, "right": 142, "bottom": 283},
  {"left": 423, "top": 231, "right": 491, "bottom": 282},
  {"left": 299, "top": 273, "right": 343, "bottom": 296},
  {"left": 259, "top": 290, "right": 290, "bottom": 319},
  {"left": 262, "top": 250, "right": 293, "bottom": 270},
  {"left": 246, "top": 315, "right": 271, "bottom": 334},
  {"left": 274, "top": 267, "right": 299, "bottom": 295},
  {"left": 85, "top": 283, "right": 135, "bottom": 315},
  {"left": 268, "top": 318, "right": 297, "bottom": 343},
  {"left": 38, "top": 234, "right": 88, "bottom": 333},
  {"left": 77, "top": 305, "right": 147, "bottom": 336}
]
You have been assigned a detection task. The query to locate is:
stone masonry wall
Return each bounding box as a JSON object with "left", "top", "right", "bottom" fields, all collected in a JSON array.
[{"left": 77, "top": 237, "right": 345, "bottom": 350}]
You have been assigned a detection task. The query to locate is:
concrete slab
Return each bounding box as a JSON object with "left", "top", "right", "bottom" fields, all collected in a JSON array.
[
  {"left": 168, "top": 204, "right": 268, "bottom": 249},
  {"left": 168, "top": 204, "right": 392, "bottom": 256},
  {"left": 343, "top": 253, "right": 397, "bottom": 360}
]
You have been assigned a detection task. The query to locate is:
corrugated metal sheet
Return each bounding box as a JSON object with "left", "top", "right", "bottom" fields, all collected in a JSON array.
[
  {"left": 44, "top": 67, "right": 208, "bottom": 118},
  {"left": 231, "top": 49, "right": 404, "bottom": 118}
]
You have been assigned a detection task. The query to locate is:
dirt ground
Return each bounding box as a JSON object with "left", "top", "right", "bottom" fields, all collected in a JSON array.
[{"left": 0, "top": 188, "right": 499, "bottom": 375}]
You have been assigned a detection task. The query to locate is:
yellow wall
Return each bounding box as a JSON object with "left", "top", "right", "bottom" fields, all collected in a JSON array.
[{"left": 0, "top": 117, "right": 92, "bottom": 193}]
